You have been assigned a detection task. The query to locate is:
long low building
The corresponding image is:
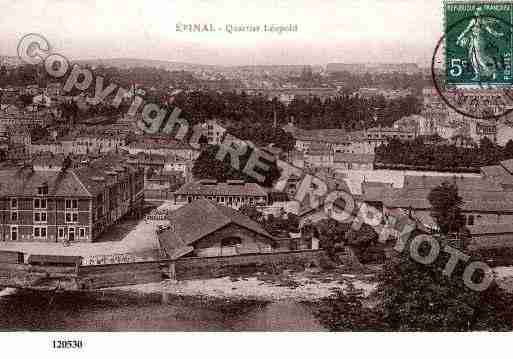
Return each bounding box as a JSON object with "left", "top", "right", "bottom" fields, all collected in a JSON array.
[{"left": 173, "top": 180, "right": 268, "bottom": 209}]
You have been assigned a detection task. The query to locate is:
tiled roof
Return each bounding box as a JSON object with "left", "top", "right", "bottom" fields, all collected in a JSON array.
[
  {"left": 0, "top": 153, "right": 141, "bottom": 197},
  {"left": 158, "top": 199, "right": 274, "bottom": 259},
  {"left": 174, "top": 181, "right": 268, "bottom": 197},
  {"left": 0, "top": 167, "right": 92, "bottom": 197}
]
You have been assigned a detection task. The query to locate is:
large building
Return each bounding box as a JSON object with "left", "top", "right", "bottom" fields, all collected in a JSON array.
[{"left": 0, "top": 156, "right": 144, "bottom": 242}]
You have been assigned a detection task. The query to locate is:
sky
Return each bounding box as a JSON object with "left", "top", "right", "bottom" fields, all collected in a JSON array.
[{"left": 0, "top": 0, "right": 443, "bottom": 66}]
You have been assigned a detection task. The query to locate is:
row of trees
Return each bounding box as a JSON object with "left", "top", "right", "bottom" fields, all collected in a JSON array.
[
  {"left": 286, "top": 94, "right": 420, "bottom": 130},
  {"left": 376, "top": 137, "right": 513, "bottom": 170},
  {"left": 169, "top": 90, "right": 421, "bottom": 131},
  {"left": 0, "top": 64, "right": 204, "bottom": 90}
]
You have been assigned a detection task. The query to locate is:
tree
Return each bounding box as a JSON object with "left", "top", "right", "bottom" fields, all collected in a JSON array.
[
  {"left": 313, "top": 289, "right": 385, "bottom": 331},
  {"left": 345, "top": 223, "right": 379, "bottom": 260},
  {"left": 19, "top": 94, "right": 33, "bottom": 107},
  {"left": 192, "top": 144, "right": 281, "bottom": 188},
  {"left": 376, "top": 242, "right": 513, "bottom": 331},
  {"left": 427, "top": 181, "right": 465, "bottom": 234},
  {"left": 315, "top": 218, "right": 351, "bottom": 257},
  {"left": 29, "top": 125, "right": 50, "bottom": 142}
]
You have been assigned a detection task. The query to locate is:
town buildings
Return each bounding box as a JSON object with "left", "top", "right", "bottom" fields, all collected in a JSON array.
[
  {"left": 29, "top": 132, "right": 128, "bottom": 156},
  {"left": 284, "top": 122, "right": 415, "bottom": 169},
  {"left": 0, "top": 105, "right": 55, "bottom": 128},
  {"left": 420, "top": 87, "right": 498, "bottom": 143}
]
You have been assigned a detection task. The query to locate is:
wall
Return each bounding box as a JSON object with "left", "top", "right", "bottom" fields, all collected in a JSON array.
[
  {"left": 193, "top": 224, "right": 273, "bottom": 257},
  {"left": 175, "top": 249, "right": 328, "bottom": 280},
  {"left": 0, "top": 197, "right": 93, "bottom": 242}
]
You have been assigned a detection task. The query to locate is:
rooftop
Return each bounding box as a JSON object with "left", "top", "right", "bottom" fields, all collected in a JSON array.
[
  {"left": 175, "top": 181, "right": 268, "bottom": 197},
  {"left": 382, "top": 187, "right": 513, "bottom": 212},
  {"left": 0, "top": 154, "right": 141, "bottom": 197},
  {"left": 0, "top": 166, "right": 92, "bottom": 197}
]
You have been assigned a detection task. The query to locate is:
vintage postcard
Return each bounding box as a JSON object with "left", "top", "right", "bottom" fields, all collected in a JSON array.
[{"left": 0, "top": 0, "right": 513, "bottom": 356}]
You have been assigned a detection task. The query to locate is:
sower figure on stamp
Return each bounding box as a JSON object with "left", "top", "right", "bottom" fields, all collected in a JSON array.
[{"left": 456, "top": 6, "right": 504, "bottom": 81}]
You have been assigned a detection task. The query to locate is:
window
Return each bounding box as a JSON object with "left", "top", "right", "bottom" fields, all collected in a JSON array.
[
  {"left": 79, "top": 228, "right": 86, "bottom": 238},
  {"left": 58, "top": 227, "right": 65, "bottom": 239},
  {"left": 37, "top": 186, "right": 48, "bottom": 195},
  {"left": 65, "top": 212, "right": 78, "bottom": 223},
  {"left": 65, "top": 199, "right": 78, "bottom": 209},
  {"left": 34, "top": 212, "right": 47, "bottom": 223},
  {"left": 11, "top": 212, "right": 17, "bottom": 221},
  {"left": 34, "top": 198, "right": 47, "bottom": 209},
  {"left": 10, "top": 198, "right": 17, "bottom": 209},
  {"left": 33, "top": 226, "right": 47, "bottom": 239},
  {"left": 221, "top": 238, "right": 242, "bottom": 247},
  {"left": 468, "top": 215, "right": 475, "bottom": 226}
]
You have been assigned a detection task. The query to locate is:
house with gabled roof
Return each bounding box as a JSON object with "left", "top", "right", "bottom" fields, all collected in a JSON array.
[{"left": 157, "top": 198, "right": 275, "bottom": 259}]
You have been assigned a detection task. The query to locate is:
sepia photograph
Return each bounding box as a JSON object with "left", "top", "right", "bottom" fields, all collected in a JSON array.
[{"left": 1, "top": 0, "right": 513, "bottom": 356}]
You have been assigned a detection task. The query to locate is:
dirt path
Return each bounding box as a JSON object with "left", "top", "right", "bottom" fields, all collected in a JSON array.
[{"left": 114, "top": 268, "right": 378, "bottom": 302}]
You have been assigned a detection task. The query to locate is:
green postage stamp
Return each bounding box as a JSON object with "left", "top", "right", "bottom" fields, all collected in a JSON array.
[{"left": 445, "top": 1, "right": 513, "bottom": 85}]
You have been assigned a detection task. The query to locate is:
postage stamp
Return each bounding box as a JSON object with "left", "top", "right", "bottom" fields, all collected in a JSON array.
[{"left": 445, "top": 1, "right": 513, "bottom": 86}]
